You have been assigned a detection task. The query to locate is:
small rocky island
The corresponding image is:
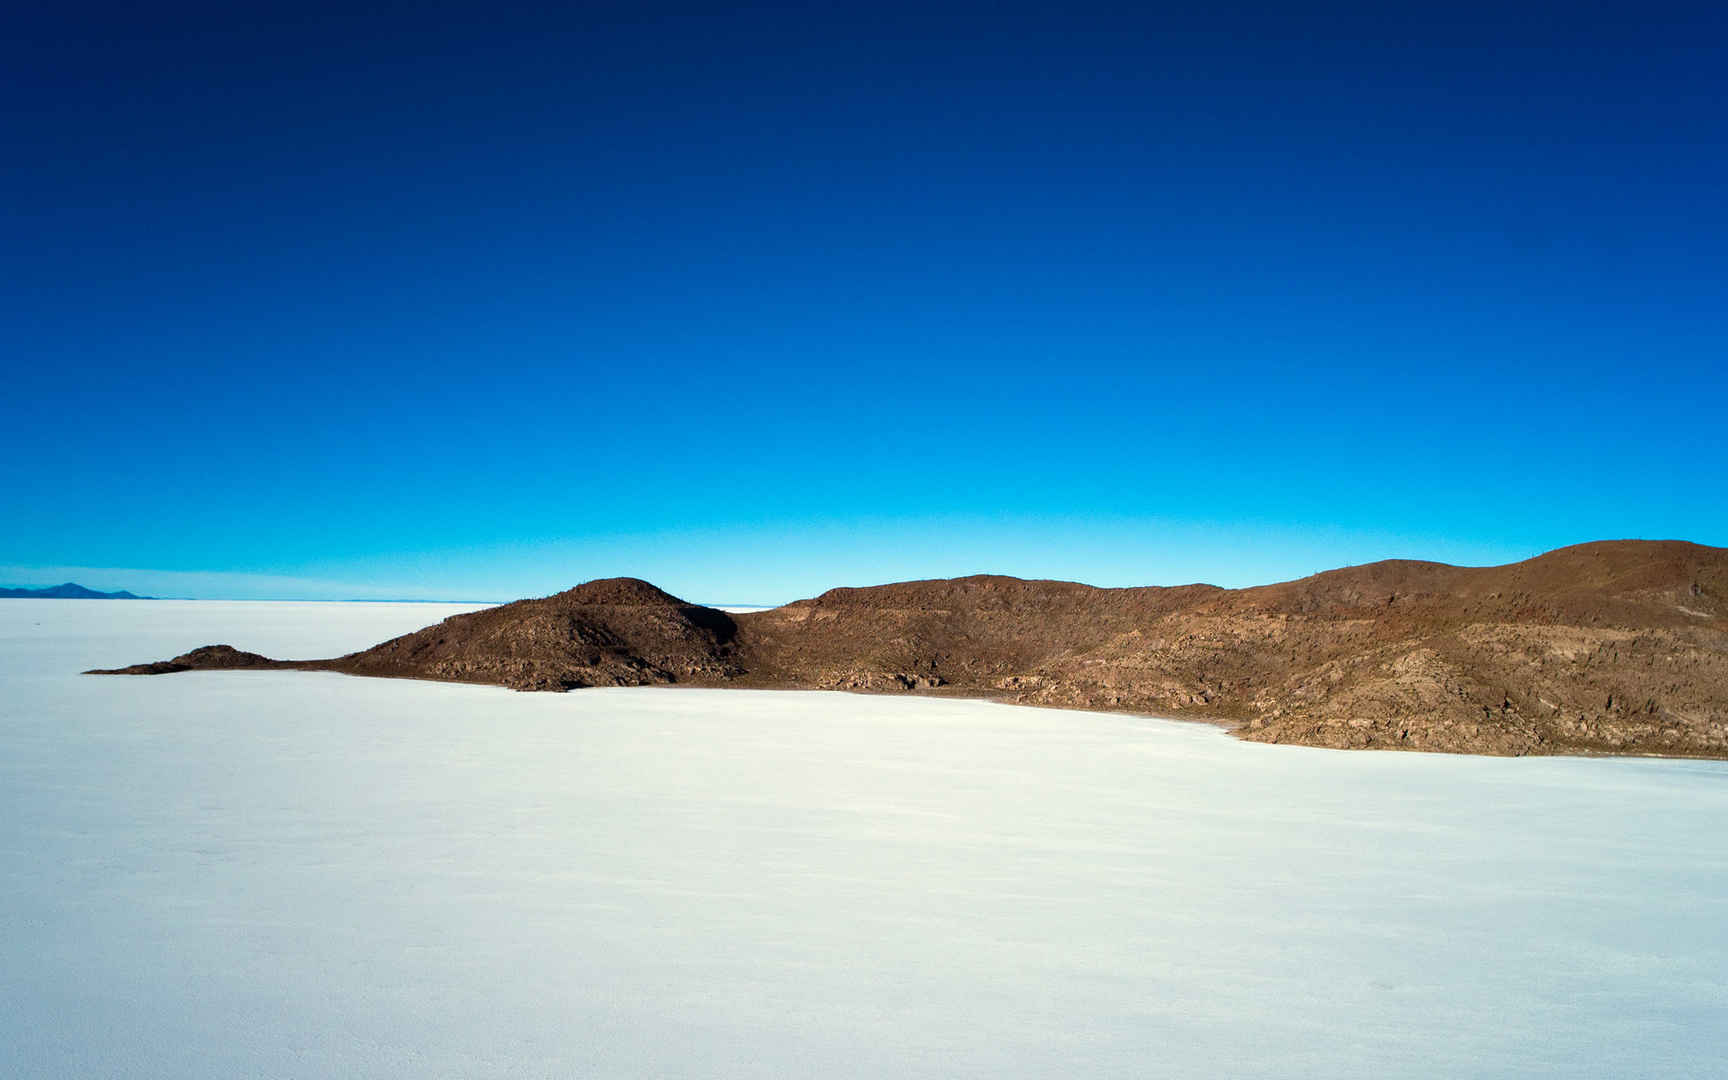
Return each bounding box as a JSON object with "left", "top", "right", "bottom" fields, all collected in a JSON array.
[{"left": 90, "top": 540, "right": 1728, "bottom": 759}]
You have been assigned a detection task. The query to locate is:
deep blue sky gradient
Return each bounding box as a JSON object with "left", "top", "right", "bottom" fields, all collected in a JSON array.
[{"left": 5, "top": 2, "right": 1725, "bottom": 601}]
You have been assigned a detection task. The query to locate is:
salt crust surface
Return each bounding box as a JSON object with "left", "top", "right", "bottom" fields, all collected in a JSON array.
[{"left": 3, "top": 599, "right": 1725, "bottom": 1078}]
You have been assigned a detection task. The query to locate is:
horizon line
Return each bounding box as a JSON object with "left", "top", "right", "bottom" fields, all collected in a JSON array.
[{"left": 6, "top": 537, "right": 1719, "bottom": 607}]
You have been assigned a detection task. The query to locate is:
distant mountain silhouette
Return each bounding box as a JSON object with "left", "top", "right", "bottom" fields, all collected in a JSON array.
[{"left": 1, "top": 582, "right": 147, "bottom": 599}]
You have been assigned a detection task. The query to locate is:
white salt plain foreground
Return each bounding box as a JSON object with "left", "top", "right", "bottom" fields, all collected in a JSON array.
[{"left": 3, "top": 600, "right": 1726, "bottom": 1079}]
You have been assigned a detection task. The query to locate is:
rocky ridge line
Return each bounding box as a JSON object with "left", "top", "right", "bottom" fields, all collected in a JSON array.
[{"left": 88, "top": 540, "right": 1728, "bottom": 759}]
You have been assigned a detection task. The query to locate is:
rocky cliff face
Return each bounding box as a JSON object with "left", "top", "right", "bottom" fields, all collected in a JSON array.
[{"left": 89, "top": 540, "right": 1728, "bottom": 759}]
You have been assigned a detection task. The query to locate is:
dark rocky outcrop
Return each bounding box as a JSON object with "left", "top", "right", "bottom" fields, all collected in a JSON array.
[
  {"left": 88, "top": 541, "right": 1728, "bottom": 759},
  {"left": 88, "top": 644, "right": 280, "bottom": 675},
  {"left": 324, "top": 577, "right": 741, "bottom": 691}
]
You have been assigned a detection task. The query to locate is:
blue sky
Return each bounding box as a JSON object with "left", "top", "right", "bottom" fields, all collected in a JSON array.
[{"left": 5, "top": 2, "right": 1725, "bottom": 602}]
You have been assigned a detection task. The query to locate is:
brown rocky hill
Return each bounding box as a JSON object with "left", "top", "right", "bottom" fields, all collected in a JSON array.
[
  {"left": 89, "top": 579, "right": 742, "bottom": 690},
  {"left": 330, "top": 578, "right": 742, "bottom": 691},
  {"left": 89, "top": 540, "right": 1728, "bottom": 758}
]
